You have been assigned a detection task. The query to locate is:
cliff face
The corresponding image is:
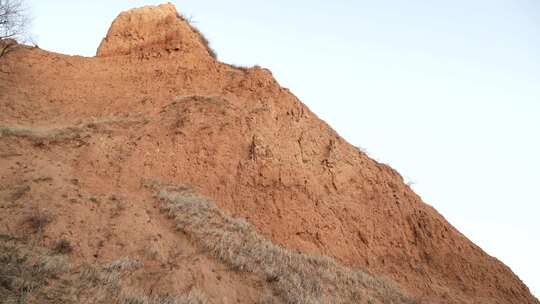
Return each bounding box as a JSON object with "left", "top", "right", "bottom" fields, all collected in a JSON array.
[{"left": 0, "top": 4, "right": 537, "bottom": 304}]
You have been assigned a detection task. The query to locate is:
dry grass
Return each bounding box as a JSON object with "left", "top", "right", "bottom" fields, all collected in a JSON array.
[
  {"left": 173, "top": 95, "right": 226, "bottom": 103},
  {"left": 0, "top": 122, "right": 93, "bottom": 142},
  {"left": 0, "top": 234, "right": 208, "bottom": 304},
  {"left": 192, "top": 26, "right": 217, "bottom": 59},
  {"left": 226, "top": 63, "right": 262, "bottom": 72},
  {"left": 0, "top": 239, "right": 69, "bottom": 303},
  {"left": 175, "top": 13, "right": 217, "bottom": 59},
  {"left": 105, "top": 257, "right": 142, "bottom": 273},
  {"left": 23, "top": 211, "right": 51, "bottom": 233},
  {"left": 9, "top": 185, "right": 30, "bottom": 202},
  {"left": 159, "top": 188, "right": 416, "bottom": 304},
  {"left": 0, "top": 117, "right": 145, "bottom": 143},
  {"left": 121, "top": 289, "right": 207, "bottom": 304},
  {"left": 160, "top": 95, "right": 224, "bottom": 115},
  {"left": 52, "top": 239, "right": 73, "bottom": 255},
  {"left": 71, "top": 259, "right": 207, "bottom": 304}
]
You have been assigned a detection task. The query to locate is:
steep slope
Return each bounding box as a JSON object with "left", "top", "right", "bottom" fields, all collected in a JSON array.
[{"left": 0, "top": 3, "right": 537, "bottom": 304}]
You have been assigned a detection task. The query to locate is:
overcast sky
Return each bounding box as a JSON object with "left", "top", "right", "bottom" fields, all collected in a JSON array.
[{"left": 26, "top": 0, "right": 539, "bottom": 297}]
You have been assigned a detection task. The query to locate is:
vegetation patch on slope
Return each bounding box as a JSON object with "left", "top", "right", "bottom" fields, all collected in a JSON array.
[
  {"left": 0, "top": 233, "right": 207, "bottom": 304},
  {"left": 0, "top": 117, "right": 146, "bottom": 143},
  {"left": 175, "top": 13, "right": 217, "bottom": 59},
  {"left": 158, "top": 186, "right": 416, "bottom": 304}
]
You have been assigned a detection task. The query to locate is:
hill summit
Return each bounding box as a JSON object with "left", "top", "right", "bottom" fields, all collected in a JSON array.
[
  {"left": 0, "top": 3, "right": 537, "bottom": 304},
  {"left": 96, "top": 3, "right": 215, "bottom": 59}
]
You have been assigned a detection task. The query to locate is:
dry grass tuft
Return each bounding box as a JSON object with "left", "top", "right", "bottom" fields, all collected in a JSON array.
[
  {"left": 120, "top": 288, "right": 207, "bottom": 304},
  {"left": 52, "top": 239, "right": 73, "bottom": 255},
  {"left": 23, "top": 211, "right": 51, "bottom": 233},
  {"left": 0, "top": 117, "right": 145, "bottom": 143},
  {"left": 226, "top": 63, "right": 254, "bottom": 72},
  {"left": 160, "top": 95, "right": 228, "bottom": 118},
  {"left": 0, "top": 240, "right": 70, "bottom": 303},
  {"left": 0, "top": 234, "right": 208, "bottom": 304},
  {"left": 173, "top": 95, "right": 226, "bottom": 103},
  {"left": 105, "top": 257, "right": 142, "bottom": 273},
  {"left": 160, "top": 189, "right": 416, "bottom": 304},
  {"left": 175, "top": 13, "right": 217, "bottom": 59},
  {"left": 10, "top": 185, "right": 30, "bottom": 201}
]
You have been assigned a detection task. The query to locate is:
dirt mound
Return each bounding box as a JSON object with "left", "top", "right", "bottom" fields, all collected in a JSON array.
[
  {"left": 96, "top": 3, "right": 215, "bottom": 59},
  {"left": 0, "top": 3, "right": 537, "bottom": 304}
]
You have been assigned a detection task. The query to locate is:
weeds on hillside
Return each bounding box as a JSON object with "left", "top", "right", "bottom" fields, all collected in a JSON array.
[
  {"left": 0, "top": 117, "right": 146, "bottom": 143},
  {"left": 159, "top": 188, "right": 416, "bottom": 304},
  {"left": 105, "top": 257, "right": 141, "bottom": 273},
  {"left": 9, "top": 185, "right": 30, "bottom": 202},
  {"left": 173, "top": 95, "right": 226, "bottom": 103},
  {"left": 160, "top": 95, "right": 227, "bottom": 115},
  {"left": 23, "top": 211, "right": 51, "bottom": 234},
  {"left": 0, "top": 238, "right": 69, "bottom": 303},
  {"left": 121, "top": 289, "right": 207, "bottom": 304},
  {"left": 0, "top": 234, "right": 208, "bottom": 304},
  {"left": 175, "top": 12, "right": 217, "bottom": 59},
  {"left": 52, "top": 239, "right": 73, "bottom": 255},
  {"left": 226, "top": 63, "right": 262, "bottom": 72}
]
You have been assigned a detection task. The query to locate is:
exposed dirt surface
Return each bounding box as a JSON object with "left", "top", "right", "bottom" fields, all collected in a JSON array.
[{"left": 0, "top": 3, "right": 537, "bottom": 304}]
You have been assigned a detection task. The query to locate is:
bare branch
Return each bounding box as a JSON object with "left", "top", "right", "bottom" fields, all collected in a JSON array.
[{"left": 0, "top": 0, "right": 30, "bottom": 43}]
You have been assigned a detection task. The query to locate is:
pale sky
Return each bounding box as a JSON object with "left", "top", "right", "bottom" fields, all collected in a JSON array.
[{"left": 26, "top": 0, "right": 539, "bottom": 297}]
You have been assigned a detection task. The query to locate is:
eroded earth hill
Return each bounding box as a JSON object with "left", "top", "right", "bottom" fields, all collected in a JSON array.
[{"left": 0, "top": 3, "right": 537, "bottom": 304}]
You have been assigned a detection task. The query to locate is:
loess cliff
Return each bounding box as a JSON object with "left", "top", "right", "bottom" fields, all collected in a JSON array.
[{"left": 0, "top": 3, "right": 537, "bottom": 304}]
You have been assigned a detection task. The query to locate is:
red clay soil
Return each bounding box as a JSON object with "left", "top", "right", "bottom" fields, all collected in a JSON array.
[{"left": 0, "top": 3, "right": 537, "bottom": 303}]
